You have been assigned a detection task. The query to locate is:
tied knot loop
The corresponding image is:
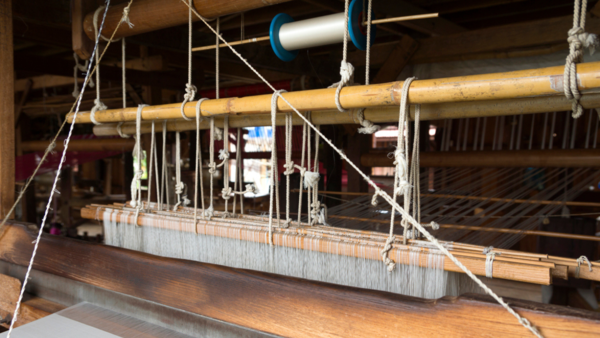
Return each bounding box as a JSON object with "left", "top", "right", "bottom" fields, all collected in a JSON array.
[
  {"left": 221, "top": 187, "right": 233, "bottom": 200},
  {"left": 218, "top": 149, "right": 230, "bottom": 161},
  {"left": 121, "top": 5, "right": 134, "bottom": 28},
  {"left": 339, "top": 60, "right": 354, "bottom": 84},
  {"left": 180, "top": 83, "right": 197, "bottom": 121},
  {"left": 90, "top": 99, "right": 108, "bottom": 125},
  {"left": 371, "top": 188, "right": 382, "bottom": 206},
  {"left": 204, "top": 206, "right": 214, "bottom": 220},
  {"left": 303, "top": 171, "right": 320, "bottom": 189},
  {"left": 46, "top": 141, "right": 57, "bottom": 154},
  {"left": 208, "top": 162, "right": 217, "bottom": 174},
  {"left": 568, "top": 27, "right": 599, "bottom": 55},
  {"left": 576, "top": 255, "right": 593, "bottom": 278},
  {"left": 245, "top": 184, "right": 257, "bottom": 195},
  {"left": 356, "top": 109, "right": 381, "bottom": 134},
  {"left": 284, "top": 161, "right": 295, "bottom": 175},
  {"left": 484, "top": 246, "right": 500, "bottom": 278},
  {"left": 430, "top": 221, "right": 440, "bottom": 230},
  {"left": 380, "top": 236, "right": 396, "bottom": 272},
  {"left": 175, "top": 181, "right": 185, "bottom": 194},
  {"left": 392, "top": 149, "right": 411, "bottom": 196},
  {"left": 214, "top": 127, "right": 223, "bottom": 141}
]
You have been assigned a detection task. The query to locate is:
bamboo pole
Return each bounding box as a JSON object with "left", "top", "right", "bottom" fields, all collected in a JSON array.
[
  {"left": 191, "top": 13, "right": 440, "bottom": 52},
  {"left": 90, "top": 93, "right": 600, "bottom": 136},
  {"left": 67, "top": 62, "right": 600, "bottom": 124},
  {"left": 361, "top": 149, "right": 600, "bottom": 168}
]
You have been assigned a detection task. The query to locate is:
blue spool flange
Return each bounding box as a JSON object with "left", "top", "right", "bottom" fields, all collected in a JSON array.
[
  {"left": 348, "top": 0, "right": 377, "bottom": 51},
  {"left": 270, "top": 13, "right": 299, "bottom": 62}
]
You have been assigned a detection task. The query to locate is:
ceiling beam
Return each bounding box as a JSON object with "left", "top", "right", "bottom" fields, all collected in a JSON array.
[
  {"left": 412, "top": 14, "right": 600, "bottom": 63},
  {"left": 372, "top": 35, "right": 418, "bottom": 83}
]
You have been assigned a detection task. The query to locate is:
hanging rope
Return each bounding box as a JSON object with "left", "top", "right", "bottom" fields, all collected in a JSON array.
[
  {"left": 90, "top": 6, "right": 112, "bottom": 125},
  {"left": 564, "top": 0, "right": 599, "bottom": 118},
  {"left": 483, "top": 246, "right": 500, "bottom": 278},
  {"left": 576, "top": 255, "right": 593, "bottom": 277},
  {"left": 160, "top": 120, "right": 170, "bottom": 209},
  {"left": 180, "top": 0, "right": 196, "bottom": 121},
  {"left": 130, "top": 104, "right": 147, "bottom": 222},
  {"left": 269, "top": 90, "right": 286, "bottom": 243},
  {"left": 332, "top": 0, "right": 354, "bottom": 113},
  {"left": 194, "top": 98, "right": 208, "bottom": 229},
  {"left": 72, "top": 53, "right": 95, "bottom": 98}
]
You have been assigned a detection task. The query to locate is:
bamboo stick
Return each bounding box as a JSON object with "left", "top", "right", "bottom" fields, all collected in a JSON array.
[
  {"left": 90, "top": 93, "right": 600, "bottom": 136},
  {"left": 67, "top": 62, "right": 600, "bottom": 124},
  {"left": 192, "top": 36, "right": 271, "bottom": 52}
]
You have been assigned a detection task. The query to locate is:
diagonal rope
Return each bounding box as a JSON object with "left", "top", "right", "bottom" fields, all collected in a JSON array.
[
  {"left": 5, "top": 3, "right": 131, "bottom": 336},
  {"left": 181, "top": 2, "right": 544, "bottom": 336}
]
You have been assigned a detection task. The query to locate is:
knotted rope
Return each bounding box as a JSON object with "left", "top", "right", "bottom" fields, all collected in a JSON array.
[
  {"left": 356, "top": 108, "right": 381, "bottom": 134},
  {"left": 333, "top": 0, "right": 354, "bottom": 113},
  {"left": 483, "top": 246, "right": 500, "bottom": 278},
  {"left": 130, "top": 104, "right": 147, "bottom": 220},
  {"left": 180, "top": 0, "right": 197, "bottom": 122},
  {"left": 576, "top": 255, "right": 593, "bottom": 278},
  {"left": 564, "top": 0, "right": 599, "bottom": 118},
  {"left": 72, "top": 53, "right": 94, "bottom": 98},
  {"left": 380, "top": 236, "right": 396, "bottom": 272}
]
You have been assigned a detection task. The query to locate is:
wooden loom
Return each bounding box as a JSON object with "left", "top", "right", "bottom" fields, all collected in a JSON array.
[{"left": 3, "top": 0, "right": 600, "bottom": 336}]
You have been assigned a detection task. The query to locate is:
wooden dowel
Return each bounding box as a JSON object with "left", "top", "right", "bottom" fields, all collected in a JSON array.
[
  {"left": 192, "top": 36, "right": 271, "bottom": 52},
  {"left": 67, "top": 62, "right": 600, "bottom": 124},
  {"left": 365, "top": 13, "right": 439, "bottom": 25}
]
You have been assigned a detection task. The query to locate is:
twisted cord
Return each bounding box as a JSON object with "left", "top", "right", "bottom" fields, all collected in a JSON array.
[
  {"left": 333, "top": 0, "right": 354, "bottom": 112},
  {"left": 180, "top": 0, "right": 196, "bottom": 122},
  {"left": 576, "top": 255, "right": 593, "bottom": 278},
  {"left": 564, "top": 0, "right": 599, "bottom": 118},
  {"left": 268, "top": 90, "right": 286, "bottom": 243},
  {"left": 356, "top": 108, "right": 381, "bottom": 134},
  {"left": 194, "top": 98, "right": 209, "bottom": 225}
]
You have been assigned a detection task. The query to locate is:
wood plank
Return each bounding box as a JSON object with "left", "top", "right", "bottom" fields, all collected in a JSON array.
[
  {"left": 15, "top": 75, "right": 81, "bottom": 92},
  {"left": 0, "top": 0, "right": 14, "bottom": 220},
  {"left": 72, "top": 0, "right": 97, "bottom": 59},
  {"left": 412, "top": 14, "right": 600, "bottom": 63},
  {"left": 372, "top": 35, "right": 418, "bottom": 84},
  {"left": 0, "top": 222, "right": 599, "bottom": 337}
]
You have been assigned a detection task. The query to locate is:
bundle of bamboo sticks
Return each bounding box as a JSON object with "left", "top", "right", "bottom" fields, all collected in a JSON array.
[{"left": 82, "top": 202, "right": 600, "bottom": 286}]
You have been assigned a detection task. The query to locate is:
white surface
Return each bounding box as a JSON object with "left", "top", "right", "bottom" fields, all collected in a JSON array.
[
  {"left": 279, "top": 13, "right": 346, "bottom": 51},
  {"left": 0, "top": 314, "right": 120, "bottom": 338}
]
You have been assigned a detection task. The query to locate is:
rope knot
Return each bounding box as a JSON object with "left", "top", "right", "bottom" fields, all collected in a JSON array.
[
  {"left": 430, "top": 221, "right": 440, "bottom": 230},
  {"left": 184, "top": 83, "right": 197, "bottom": 101},
  {"left": 214, "top": 127, "right": 223, "bottom": 141},
  {"left": 175, "top": 181, "right": 185, "bottom": 194},
  {"left": 46, "top": 141, "right": 57, "bottom": 154},
  {"left": 339, "top": 60, "right": 354, "bottom": 84},
  {"left": 380, "top": 236, "right": 396, "bottom": 272},
  {"left": 221, "top": 187, "right": 233, "bottom": 200},
  {"left": 484, "top": 246, "right": 500, "bottom": 278},
  {"left": 208, "top": 162, "right": 217, "bottom": 174},
  {"left": 284, "top": 161, "right": 295, "bottom": 175},
  {"left": 90, "top": 99, "right": 108, "bottom": 125},
  {"left": 303, "top": 171, "right": 320, "bottom": 189},
  {"left": 371, "top": 189, "right": 382, "bottom": 206},
  {"left": 245, "top": 183, "right": 257, "bottom": 195},
  {"left": 356, "top": 108, "right": 381, "bottom": 134},
  {"left": 218, "top": 149, "right": 230, "bottom": 161},
  {"left": 121, "top": 5, "right": 134, "bottom": 28},
  {"left": 576, "top": 255, "right": 593, "bottom": 278}
]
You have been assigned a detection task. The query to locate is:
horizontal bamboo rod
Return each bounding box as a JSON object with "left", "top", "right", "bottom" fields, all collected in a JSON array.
[
  {"left": 293, "top": 189, "right": 600, "bottom": 208},
  {"left": 90, "top": 93, "right": 600, "bottom": 136},
  {"left": 82, "top": 204, "right": 552, "bottom": 285},
  {"left": 362, "top": 149, "right": 600, "bottom": 168},
  {"left": 21, "top": 138, "right": 135, "bottom": 152},
  {"left": 191, "top": 13, "right": 440, "bottom": 52},
  {"left": 68, "top": 62, "right": 600, "bottom": 124}
]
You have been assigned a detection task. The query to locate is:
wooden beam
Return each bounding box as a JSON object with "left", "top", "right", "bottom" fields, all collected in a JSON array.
[
  {"left": 15, "top": 76, "right": 80, "bottom": 92},
  {"left": 0, "top": 0, "right": 14, "bottom": 220},
  {"left": 72, "top": 0, "right": 97, "bottom": 59},
  {"left": 81, "top": 0, "right": 292, "bottom": 43},
  {"left": 413, "top": 14, "right": 600, "bottom": 64},
  {"left": 21, "top": 139, "right": 135, "bottom": 153},
  {"left": 372, "top": 35, "right": 418, "bottom": 84},
  {"left": 360, "top": 149, "right": 600, "bottom": 168},
  {"left": 0, "top": 223, "right": 599, "bottom": 337}
]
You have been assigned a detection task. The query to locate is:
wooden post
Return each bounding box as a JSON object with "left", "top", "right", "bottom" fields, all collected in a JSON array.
[
  {"left": 0, "top": 0, "right": 14, "bottom": 219},
  {"left": 346, "top": 130, "right": 370, "bottom": 194}
]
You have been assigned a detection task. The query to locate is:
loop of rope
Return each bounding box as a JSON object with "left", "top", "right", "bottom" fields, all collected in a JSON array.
[
  {"left": 333, "top": 0, "right": 354, "bottom": 113},
  {"left": 483, "top": 246, "right": 500, "bottom": 278},
  {"left": 356, "top": 108, "right": 380, "bottom": 134},
  {"left": 576, "top": 255, "right": 593, "bottom": 278},
  {"left": 90, "top": 99, "right": 108, "bottom": 125},
  {"left": 380, "top": 236, "right": 396, "bottom": 272},
  {"left": 130, "top": 104, "right": 147, "bottom": 209},
  {"left": 72, "top": 53, "right": 94, "bottom": 98},
  {"left": 116, "top": 122, "right": 129, "bottom": 138},
  {"left": 564, "top": 0, "right": 599, "bottom": 118}
]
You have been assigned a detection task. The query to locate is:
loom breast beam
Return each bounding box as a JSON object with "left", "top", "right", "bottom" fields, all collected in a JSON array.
[
  {"left": 91, "top": 93, "right": 600, "bottom": 136},
  {"left": 2, "top": 223, "right": 600, "bottom": 338},
  {"left": 67, "top": 62, "right": 600, "bottom": 124}
]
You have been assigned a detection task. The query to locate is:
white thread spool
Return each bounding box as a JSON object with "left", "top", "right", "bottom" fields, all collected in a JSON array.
[{"left": 270, "top": 0, "right": 375, "bottom": 61}]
